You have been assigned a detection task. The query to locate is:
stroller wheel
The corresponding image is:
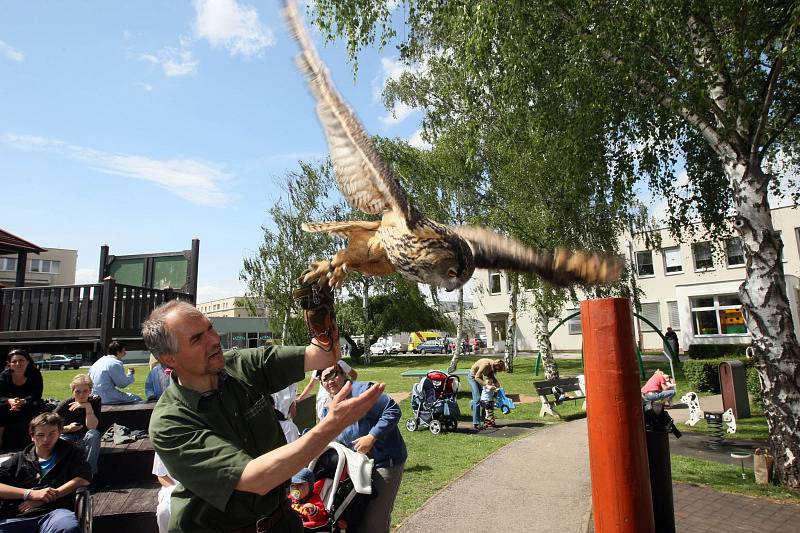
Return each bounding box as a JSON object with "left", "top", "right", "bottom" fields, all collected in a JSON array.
[
  {"left": 405, "top": 418, "right": 418, "bottom": 432},
  {"left": 429, "top": 420, "right": 442, "bottom": 435}
]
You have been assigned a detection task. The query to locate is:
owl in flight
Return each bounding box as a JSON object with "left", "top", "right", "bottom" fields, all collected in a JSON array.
[{"left": 283, "top": 1, "right": 624, "bottom": 291}]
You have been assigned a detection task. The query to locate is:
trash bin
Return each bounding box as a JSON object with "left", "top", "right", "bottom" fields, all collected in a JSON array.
[
  {"left": 644, "top": 405, "right": 681, "bottom": 533},
  {"left": 719, "top": 360, "right": 751, "bottom": 419}
]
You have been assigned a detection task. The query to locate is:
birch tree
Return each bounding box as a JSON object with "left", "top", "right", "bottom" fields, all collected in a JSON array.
[{"left": 311, "top": 0, "right": 800, "bottom": 486}]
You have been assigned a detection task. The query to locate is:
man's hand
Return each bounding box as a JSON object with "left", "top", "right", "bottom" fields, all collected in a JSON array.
[
  {"left": 17, "top": 500, "right": 45, "bottom": 514},
  {"left": 29, "top": 487, "right": 59, "bottom": 503},
  {"left": 63, "top": 422, "right": 84, "bottom": 433},
  {"left": 324, "top": 382, "right": 384, "bottom": 431},
  {"left": 351, "top": 434, "right": 376, "bottom": 455}
]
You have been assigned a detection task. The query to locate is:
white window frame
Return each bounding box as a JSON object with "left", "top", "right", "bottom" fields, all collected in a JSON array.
[
  {"left": 0, "top": 257, "right": 18, "bottom": 272},
  {"left": 662, "top": 247, "right": 683, "bottom": 275},
  {"left": 639, "top": 302, "right": 662, "bottom": 331},
  {"left": 28, "top": 259, "right": 60, "bottom": 274},
  {"left": 488, "top": 270, "right": 502, "bottom": 295},
  {"left": 690, "top": 294, "right": 747, "bottom": 337},
  {"left": 566, "top": 309, "right": 582, "bottom": 335},
  {"left": 725, "top": 238, "right": 745, "bottom": 268},
  {"left": 635, "top": 250, "right": 655, "bottom": 277},
  {"left": 692, "top": 242, "right": 714, "bottom": 271}
]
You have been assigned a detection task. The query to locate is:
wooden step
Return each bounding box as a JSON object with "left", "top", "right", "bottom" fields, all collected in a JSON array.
[
  {"left": 92, "top": 480, "right": 159, "bottom": 533},
  {"left": 95, "top": 438, "right": 155, "bottom": 485},
  {"left": 99, "top": 402, "right": 156, "bottom": 433}
]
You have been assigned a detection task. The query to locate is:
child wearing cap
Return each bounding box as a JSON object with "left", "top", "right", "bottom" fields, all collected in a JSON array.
[{"left": 289, "top": 467, "right": 328, "bottom": 529}]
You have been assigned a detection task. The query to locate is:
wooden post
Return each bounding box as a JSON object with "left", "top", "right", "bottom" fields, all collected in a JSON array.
[
  {"left": 98, "top": 245, "right": 109, "bottom": 282},
  {"left": 99, "top": 278, "right": 116, "bottom": 354},
  {"left": 189, "top": 238, "right": 200, "bottom": 304},
  {"left": 581, "top": 298, "right": 655, "bottom": 533},
  {"left": 15, "top": 252, "right": 27, "bottom": 287}
]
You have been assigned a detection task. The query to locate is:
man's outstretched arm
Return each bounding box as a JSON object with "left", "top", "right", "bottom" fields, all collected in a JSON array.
[{"left": 236, "top": 381, "right": 383, "bottom": 495}]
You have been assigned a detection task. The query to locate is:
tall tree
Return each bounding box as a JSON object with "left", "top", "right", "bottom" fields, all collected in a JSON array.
[
  {"left": 240, "top": 161, "right": 338, "bottom": 345},
  {"left": 312, "top": 0, "right": 800, "bottom": 486}
]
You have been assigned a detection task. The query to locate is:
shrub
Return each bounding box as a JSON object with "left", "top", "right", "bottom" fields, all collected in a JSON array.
[
  {"left": 746, "top": 366, "right": 764, "bottom": 407},
  {"left": 687, "top": 344, "right": 749, "bottom": 359},
  {"left": 682, "top": 357, "right": 750, "bottom": 393}
]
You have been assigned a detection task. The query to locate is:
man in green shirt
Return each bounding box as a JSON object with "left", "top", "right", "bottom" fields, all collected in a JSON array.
[{"left": 143, "top": 299, "right": 383, "bottom": 532}]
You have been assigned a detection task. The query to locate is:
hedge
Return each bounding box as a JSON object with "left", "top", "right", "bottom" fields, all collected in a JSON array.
[
  {"left": 682, "top": 357, "right": 749, "bottom": 393},
  {"left": 687, "top": 344, "right": 749, "bottom": 359}
]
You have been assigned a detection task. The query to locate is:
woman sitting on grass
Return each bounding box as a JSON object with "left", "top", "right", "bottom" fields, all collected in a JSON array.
[
  {"left": 0, "top": 349, "right": 44, "bottom": 451},
  {"left": 54, "top": 375, "right": 102, "bottom": 474}
]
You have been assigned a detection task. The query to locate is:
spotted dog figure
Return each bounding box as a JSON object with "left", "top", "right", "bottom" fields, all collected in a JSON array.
[{"left": 283, "top": 1, "right": 624, "bottom": 291}]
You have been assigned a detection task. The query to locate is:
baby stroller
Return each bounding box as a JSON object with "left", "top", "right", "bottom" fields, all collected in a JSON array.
[
  {"left": 406, "top": 370, "right": 461, "bottom": 434},
  {"left": 303, "top": 442, "right": 374, "bottom": 532}
]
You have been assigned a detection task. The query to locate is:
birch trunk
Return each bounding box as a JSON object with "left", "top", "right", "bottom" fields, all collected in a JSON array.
[
  {"left": 447, "top": 287, "right": 465, "bottom": 373},
  {"left": 534, "top": 308, "right": 559, "bottom": 380},
  {"left": 729, "top": 161, "right": 800, "bottom": 488},
  {"left": 504, "top": 278, "right": 518, "bottom": 373},
  {"left": 281, "top": 310, "right": 289, "bottom": 346},
  {"left": 362, "top": 279, "right": 371, "bottom": 365}
]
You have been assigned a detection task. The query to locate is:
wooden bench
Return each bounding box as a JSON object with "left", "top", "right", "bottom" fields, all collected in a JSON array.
[
  {"left": 92, "top": 480, "right": 160, "bottom": 533},
  {"left": 99, "top": 401, "right": 156, "bottom": 433},
  {"left": 533, "top": 375, "right": 586, "bottom": 418}
]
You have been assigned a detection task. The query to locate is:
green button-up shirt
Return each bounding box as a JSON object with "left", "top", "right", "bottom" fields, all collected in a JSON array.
[{"left": 149, "top": 345, "right": 306, "bottom": 532}]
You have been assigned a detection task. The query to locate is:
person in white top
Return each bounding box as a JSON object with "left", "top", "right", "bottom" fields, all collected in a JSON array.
[
  {"left": 152, "top": 452, "right": 177, "bottom": 533},
  {"left": 297, "top": 360, "right": 357, "bottom": 420},
  {"left": 272, "top": 383, "right": 300, "bottom": 443}
]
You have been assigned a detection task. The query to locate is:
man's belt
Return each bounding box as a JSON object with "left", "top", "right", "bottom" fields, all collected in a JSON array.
[{"left": 225, "top": 500, "right": 296, "bottom": 533}]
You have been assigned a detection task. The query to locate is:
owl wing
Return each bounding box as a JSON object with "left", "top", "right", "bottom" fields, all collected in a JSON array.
[
  {"left": 284, "top": 1, "right": 420, "bottom": 226},
  {"left": 450, "top": 225, "right": 624, "bottom": 286},
  {"left": 302, "top": 220, "right": 381, "bottom": 239}
]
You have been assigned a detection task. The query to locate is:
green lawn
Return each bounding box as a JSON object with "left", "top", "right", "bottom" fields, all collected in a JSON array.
[{"left": 37, "top": 355, "right": 786, "bottom": 519}]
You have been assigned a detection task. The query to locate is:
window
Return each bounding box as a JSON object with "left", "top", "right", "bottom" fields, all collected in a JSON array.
[
  {"left": 725, "top": 238, "right": 745, "bottom": 267},
  {"left": 667, "top": 301, "right": 680, "bottom": 330},
  {"left": 635, "top": 251, "right": 654, "bottom": 277},
  {"left": 662, "top": 247, "right": 683, "bottom": 274},
  {"left": 28, "top": 259, "right": 60, "bottom": 274},
  {"left": 690, "top": 294, "right": 747, "bottom": 336},
  {"left": 488, "top": 270, "right": 502, "bottom": 294},
  {"left": 490, "top": 319, "right": 507, "bottom": 342},
  {"left": 0, "top": 257, "right": 18, "bottom": 271},
  {"left": 639, "top": 303, "right": 661, "bottom": 331},
  {"left": 692, "top": 242, "right": 714, "bottom": 271},
  {"left": 567, "top": 309, "right": 582, "bottom": 335}
]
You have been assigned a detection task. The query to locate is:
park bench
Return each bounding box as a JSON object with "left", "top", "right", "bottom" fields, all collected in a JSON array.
[{"left": 533, "top": 375, "right": 586, "bottom": 419}]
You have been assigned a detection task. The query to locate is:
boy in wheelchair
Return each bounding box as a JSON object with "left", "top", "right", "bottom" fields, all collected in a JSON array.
[{"left": 0, "top": 412, "right": 92, "bottom": 532}]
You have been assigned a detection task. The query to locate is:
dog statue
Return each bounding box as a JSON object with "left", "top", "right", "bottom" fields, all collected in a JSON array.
[
  {"left": 680, "top": 392, "right": 703, "bottom": 426},
  {"left": 722, "top": 408, "right": 737, "bottom": 434}
]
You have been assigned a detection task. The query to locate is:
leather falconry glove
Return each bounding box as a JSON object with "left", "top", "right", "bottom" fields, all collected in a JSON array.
[{"left": 293, "top": 270, "right": 339, "bottom": 353}]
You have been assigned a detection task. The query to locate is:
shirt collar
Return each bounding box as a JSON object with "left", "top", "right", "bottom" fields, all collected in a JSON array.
[{"left": 168, "top": 370, "right": 230, "bottom": 411}]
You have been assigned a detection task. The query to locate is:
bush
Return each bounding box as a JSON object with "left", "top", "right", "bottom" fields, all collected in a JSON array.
[
  {"left": 746, "top": 366, "right": 764, "bottom": 407},
  {"left": 687, "top": 344, "right": 749, "bottom": 359},
  {"left": 682, "top": 357, "right": 751, "bottom": 393}
]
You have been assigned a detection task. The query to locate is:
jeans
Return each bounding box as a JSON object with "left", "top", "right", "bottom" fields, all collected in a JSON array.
[
  {"left": 467, "top": 374, "right": 482, "bottom": 426},
  {"left": 643, "top": 389, "right": 676, "bottom": 402},
  {"left": 61, "top": 429, "right": 101, "bottom": 474},
  {"left": 0, "top": 508, "right": 80, "bottom": 533}
]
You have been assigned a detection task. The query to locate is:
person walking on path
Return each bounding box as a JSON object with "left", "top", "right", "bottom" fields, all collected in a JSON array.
[
  {"left": 468, "top": 358, "right": 505, "bottom": 430},
  {"left": 89, "top": 341, "right": 142, "bottom": 405}
]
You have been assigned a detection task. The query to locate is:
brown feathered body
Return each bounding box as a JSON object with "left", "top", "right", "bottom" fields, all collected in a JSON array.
[{"left": 284, "top": 1, "right": 624, "bottom": 290}]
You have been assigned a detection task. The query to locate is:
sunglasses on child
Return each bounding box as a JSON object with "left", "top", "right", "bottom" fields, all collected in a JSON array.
[{"left": 321, "top": 371, "right": 341, "bottom": 383}]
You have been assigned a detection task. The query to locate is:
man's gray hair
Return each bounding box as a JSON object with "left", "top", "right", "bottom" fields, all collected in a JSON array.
[{"left": 141, "top": 300, "right": 205, "bottom": 360}]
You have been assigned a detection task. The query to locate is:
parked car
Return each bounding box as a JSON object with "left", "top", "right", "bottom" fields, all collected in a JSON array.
[
  {"left": 370, "top": 339, "right": 393, "bottom": 355},
  {"left": 392, "top": 342, "right": 408, "bottom": 354},
  {"left": 415, "top": 340, "right": 447, "bottom": 354},
  {"left": 37, "top": 355, "right": 81, "bottom": 371}
]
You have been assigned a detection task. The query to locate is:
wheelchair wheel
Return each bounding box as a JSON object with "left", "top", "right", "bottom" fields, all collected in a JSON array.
[
  {"left": 405, "top": 418, "right": 418, "bottom": 432},
  {"left": 429, "top": 420, "right": 442, "bottom": 435}
]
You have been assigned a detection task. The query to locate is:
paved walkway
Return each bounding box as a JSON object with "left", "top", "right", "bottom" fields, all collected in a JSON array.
[{"left": 395, "top": 418, "right": 800, "bottom": 533}]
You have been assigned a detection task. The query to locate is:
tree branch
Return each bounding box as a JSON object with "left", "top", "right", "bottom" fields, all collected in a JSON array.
[{"left": 760, "top": 102, "right": 800, "bottom": 159}]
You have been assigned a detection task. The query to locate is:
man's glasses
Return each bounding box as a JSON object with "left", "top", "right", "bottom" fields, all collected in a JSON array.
[{"left": 321, "top": 372, "right": 340, "bottom": 383}]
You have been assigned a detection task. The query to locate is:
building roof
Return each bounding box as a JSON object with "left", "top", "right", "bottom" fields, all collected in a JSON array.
[{"left": 0, "top": 228, "right": 47, "bottom": 255}]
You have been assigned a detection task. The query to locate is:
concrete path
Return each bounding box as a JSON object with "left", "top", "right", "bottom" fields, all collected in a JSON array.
[{"left": 396, "top": 419, "right": 592, "bottom": 533}]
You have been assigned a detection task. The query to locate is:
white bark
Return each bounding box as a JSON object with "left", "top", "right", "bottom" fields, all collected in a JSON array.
[
  {"left": 534, "top": 308, "right": 559, "bottom": 380},
  {"left": 447, "top": 287, "right": 465, "bottom": 373},
  {"left": 504, "top": 279, "right": 518, "bottom": 373},
  {"left": 362, "top": 279, "right": 372, "bottom": 365},
  {"left": 729, "top": 161, "right": 800, "bottom": 488},
  {"left": 281, "top": 310, "right": 289, "bottom": 345}
]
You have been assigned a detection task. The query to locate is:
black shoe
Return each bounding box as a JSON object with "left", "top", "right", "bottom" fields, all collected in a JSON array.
[{"left": 473, "top": 424, "right": 482, "bottom": 431}]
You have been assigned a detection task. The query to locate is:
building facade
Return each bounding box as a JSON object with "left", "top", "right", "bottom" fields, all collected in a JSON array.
[
  {"left": 197, "top": 296, "right": 265, "bottom": 318},
  {"left": 0, "top": 248, "right": 77, "bottom": 287},
  {"left": 471, "top": 205, "right": 800, "bottom": 353}
]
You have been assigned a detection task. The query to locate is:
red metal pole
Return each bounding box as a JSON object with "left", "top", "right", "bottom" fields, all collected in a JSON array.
[{"left": 581, "top": 298, "right": 655, "bottom": 533}]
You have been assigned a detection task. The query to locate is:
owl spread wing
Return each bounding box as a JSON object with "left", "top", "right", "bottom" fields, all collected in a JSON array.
[
  {"left": 302, "top": 220, "right": 381, "bottom": 239},
  {"left": 450, "top": 225, "right": 624, "bottom": 286},
  {"left": 283, "top": 1, "right": 420, "bottom": 226}
]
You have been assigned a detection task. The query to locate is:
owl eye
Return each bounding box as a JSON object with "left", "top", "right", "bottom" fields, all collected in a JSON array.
[{"left": 447, "top": 268, "right": 458, "bottom": 278}]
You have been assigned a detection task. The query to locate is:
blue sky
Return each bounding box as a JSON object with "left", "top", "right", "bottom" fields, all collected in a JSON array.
[{"left": 1, "top": 0, "right": 424, "bottom": 302}]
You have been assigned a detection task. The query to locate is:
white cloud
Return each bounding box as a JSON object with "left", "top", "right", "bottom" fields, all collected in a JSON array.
[
  {"left": 0, "top": 39, "right": 24, "bottom": 63},
  {"left": 74, "top": 268, "right": 97, "bottom": 285},
  {"left": 376, "top": 57, "right": 422, "bottom": 126},
  {"left": 136, "top": 82, "right": 153, "bottom": 92},
  {"left": 139, "top": 45, "right": 198, "bottom": 77},
  {"left": 379, "top": 102, "right": 417, "bottom": 126},
  {"left": 1, "top": 133, "right": 234, "bottom": 206},
  {"left": 193, "top": 0, "right": 274, "bottom": 58},
  {"left": 408, "top": 128, "right": 431, "bottom": 150}
]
